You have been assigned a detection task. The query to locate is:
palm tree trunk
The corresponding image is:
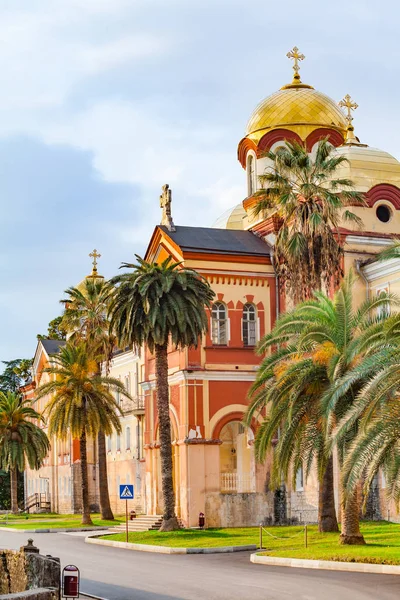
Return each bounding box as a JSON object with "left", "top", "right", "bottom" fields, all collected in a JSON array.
[
  {"left": 340, "top": 487, "right": 365, "bottom": 545},
  {"left": 10, "top": 468, "right": 18, "bottom": 514},
  {"left": 80, "top": 430, "right": 93, "bottom": 526},
  {"left": 318, "top": 456, "right": 339, "bottom": 533},
  {"left": 154, "top": 342, "right": 180, "bottom": 531},
  {"left": 98, "top": 431, "right": 114, "bottom": 520}
]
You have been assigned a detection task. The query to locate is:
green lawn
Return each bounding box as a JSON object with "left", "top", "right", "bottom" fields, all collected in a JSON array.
[
  {"left": 0, "top": 513, "right": 123, "bottom": 529},
  {"left": 101, "top": 521, "right": 400, "bottom": 564},
  {"left": 101, "top": 527, "right": 260, "bottom": 547}
]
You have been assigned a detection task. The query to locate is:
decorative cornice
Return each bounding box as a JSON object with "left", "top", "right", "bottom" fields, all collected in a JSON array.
[
  {"left": 109, "top": 350, "right": 140, "bottom": 369},
  {"left": 183, "top": 438, "right": 222, "bottom": 446},
  {"left": 258, "top": 129, "right": 303, "bottom": 152},
  {"left": 362, "top": 257, "right": 400, "bottom": 282},
  {"left": 237, "top": 137, "right": 259, "bottom": 169},
  {"left": 141, "top": 369, "right": 258, "bottom": 390},
  {"left": 366, "top": 184, "right": 400, "bottom": 209},
  {"left": 345, "top": 235, "right": 394, "bottom": 247},
  {"left": 203, "top": 273, "right": 270, "bottom": 286},
  {"left": 305, "top": 128, "right": 344, "bottom": 151}
]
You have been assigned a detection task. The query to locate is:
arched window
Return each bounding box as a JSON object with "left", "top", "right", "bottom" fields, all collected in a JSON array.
[
  {"left": 219, "top": 421, "right": 255, "bottom": 493},
  {"left": 126, "top": 426, "right": 131, "bottom": 451},
  {"left": 242, "top": 303, "right": 257, "bottom": 346},
  {"left": 247, "top": 155, "right": 256, "bottom": 196},
  {"left": 116, "top": 434, "right": 121, "bottom": 452},
  {"left": 211, "top": 302, "right": 228, "bottom": 345}
]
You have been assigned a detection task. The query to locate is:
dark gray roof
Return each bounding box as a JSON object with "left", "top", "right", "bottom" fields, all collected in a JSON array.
[
  {"left": 41, "top": 339, "right": 66, "bottom": 356},
  {"left": 160, "top": 226, "right": 271, "bottom": 256}
]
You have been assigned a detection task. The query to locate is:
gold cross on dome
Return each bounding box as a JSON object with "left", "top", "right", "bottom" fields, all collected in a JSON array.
[
  {"left": 89, "top": 249, "right": 101, "bottom": 271},
  {"left": 287, "top": 46, "right": 305, "bottom": 77},
  {"left": 339, "top": 94, "right": 358, "bottom": 125}
]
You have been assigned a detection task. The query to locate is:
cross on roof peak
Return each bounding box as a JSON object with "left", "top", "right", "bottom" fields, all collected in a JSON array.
[{"left": 287, "top": 46, "right": 305, "bottom": 83}]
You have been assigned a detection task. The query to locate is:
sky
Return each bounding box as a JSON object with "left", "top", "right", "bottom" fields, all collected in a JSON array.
[{"left": 1, "top": 0, "right": 400, "bottom": 360}]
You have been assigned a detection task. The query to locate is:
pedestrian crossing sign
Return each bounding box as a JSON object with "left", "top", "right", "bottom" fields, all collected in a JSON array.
[{"left": 119, "top": 484, "right": 134, "bottom": 499}]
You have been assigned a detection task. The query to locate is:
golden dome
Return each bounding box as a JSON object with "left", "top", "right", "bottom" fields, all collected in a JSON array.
[
  {"left": 213, "top": 204, "right": 246, "bottom": 230},
  {"left": 334, "top": 145, "right": 400, "bottom": 192},
  {"left": 246, "top": 84, "right": 347, "bottom": 140}
]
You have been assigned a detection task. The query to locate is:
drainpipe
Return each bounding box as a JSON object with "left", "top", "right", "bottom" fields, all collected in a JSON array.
[
  {"left": 355, "top": 259, "right": 369, "bottom": 301},
  {"left": 269, "top": 247, "right": 280, "bottom": 320}
]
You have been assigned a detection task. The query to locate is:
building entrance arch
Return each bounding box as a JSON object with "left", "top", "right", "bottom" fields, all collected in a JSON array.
[{"left": 219, "top": 420, "right": 255, "bottom": 493}]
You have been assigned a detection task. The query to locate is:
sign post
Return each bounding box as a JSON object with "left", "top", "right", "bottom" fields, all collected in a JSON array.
[{"left": 119, "top": 484, "right": 134, "bottom": 543}]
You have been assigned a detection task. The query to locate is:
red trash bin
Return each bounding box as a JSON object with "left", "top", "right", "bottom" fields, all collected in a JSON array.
[{"left": 62, "top": 565, "right": 80, "bottom": 598}]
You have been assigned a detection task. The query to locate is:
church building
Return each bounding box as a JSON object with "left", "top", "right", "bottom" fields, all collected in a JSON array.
[
  {"left": 142, "top": 48, "right": 400, "bottom": 527},
  {"left": 26, "top": 48, "right": 400, "bottom": 527}
]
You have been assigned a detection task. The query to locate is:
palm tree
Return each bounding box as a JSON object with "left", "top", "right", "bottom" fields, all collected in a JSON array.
[
  {"left": 331, "top": 313, "right": 400, "bottom": 508},
  {"left": 109, "top": 255, "right": 215, "bottom": 531},
  {"left": 35, "top": 343, "right": 127, "bottom": 525},
  {"left": 0, "top": 391, "right": 49, "bottom": 513},
  {"left": 254, "top": 139, "right": 364, "bottom": 302},
  {"left": 61, "top": 278, "right": 117, "bottom": 520},
  {"left": 284, "top": 272, "right": 395, "bottom": 544},
  {"left": 245, "top": 311, "right": 339, "bottom": 532},
  {"left": 377, "top": 240, "right": 400, "bottom": 262}
]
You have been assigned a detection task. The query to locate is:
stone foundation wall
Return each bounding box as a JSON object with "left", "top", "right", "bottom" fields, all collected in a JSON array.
[
  {"left": 205, "top": 492, "right": 274, "bottom": 527},
  {"left": 0, "top": 543, "right": 60, "bottom": 599}
]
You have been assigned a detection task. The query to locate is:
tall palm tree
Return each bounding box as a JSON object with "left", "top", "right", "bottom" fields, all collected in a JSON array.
[
  {"left": 245, "top": 311, "right": 339, "bottom": 532},
  {"left": 285, "top": 272, "right": 395, "bottom": 544},
  {"left": 254, "top": 139, "right": 364, "bottom": 302},
  {"left": 331, "top": 313, "right": 400, "bottom": 508},
  {"left": 0, "top": 392, "right": 49, "bottom": 513},
  {"left": 109, "top": 255, "right": 215, "bottom": 531},
  {"left": 61, "top": 278, "right": 117, "bottom": 520},
  {"left": 36, "top": 343, "right": 127, "bottom": 525}
]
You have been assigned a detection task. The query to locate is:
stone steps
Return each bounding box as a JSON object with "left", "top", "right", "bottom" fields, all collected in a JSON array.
[{"left": 110, "top": 515, "right": 163, "bottom": 533}]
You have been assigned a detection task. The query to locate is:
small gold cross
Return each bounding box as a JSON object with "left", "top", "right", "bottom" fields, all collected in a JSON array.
[
  {"left": 339, "top": 94, "right": 358, "bottom": 125},
  {"left": 287, "top": 46, "right": 305, "bottom": 76},
  {"left": 89, "top": 249, "right": 101, "bottom": 270}
]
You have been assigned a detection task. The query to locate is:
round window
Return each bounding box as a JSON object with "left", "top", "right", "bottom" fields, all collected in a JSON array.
[{"left": 376, "top": 204, "right": 392, "bottom": 223}]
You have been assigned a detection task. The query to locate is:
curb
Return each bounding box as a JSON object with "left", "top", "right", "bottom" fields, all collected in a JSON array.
[
  {"left": 250, "top": 553, "right": 400, "bottom": 575},
  {"left": 0, "top": 526, "right": 110, "bottom": 534},
  {"left": 80, "top": 592, "right": 109, "bottom": 600},
  {"left": 86, "top": 536, "right": 257, "bottom": 554}
]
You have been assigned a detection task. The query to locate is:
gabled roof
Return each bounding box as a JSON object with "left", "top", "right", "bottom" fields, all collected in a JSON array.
[
  {"left": 40, "top": 339, "right": 65, "bottom": 356},
  {"left": 159, "top": 225, "right": 271, "bottom": 256}
]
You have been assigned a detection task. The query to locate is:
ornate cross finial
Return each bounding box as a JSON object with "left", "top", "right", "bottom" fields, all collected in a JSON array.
[
  {"left": 160, "top": 184, "right": 176, "bottom": 232},
  {"left": 287, "top": 46, "right": 305, "bottom": 83},
  {"left": 338, "top": 94, "right": 358, "bottom": 126},
  {"left": 89, "top": 249, "right": 101, "bottom": 274}
]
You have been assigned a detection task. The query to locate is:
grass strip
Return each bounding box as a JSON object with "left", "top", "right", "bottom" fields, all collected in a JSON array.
[{"left": 100, "top": 521, "right": 400, "bottom": 563}]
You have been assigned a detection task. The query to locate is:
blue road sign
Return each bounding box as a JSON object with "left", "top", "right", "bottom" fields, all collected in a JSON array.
[{"left": 119, "top": 484, "right": 134, "bottom": 500}]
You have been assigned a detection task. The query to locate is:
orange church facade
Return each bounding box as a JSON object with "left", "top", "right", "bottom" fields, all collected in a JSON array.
[{"left": 142, "top": 225, "right": 278, "bottom": 526}]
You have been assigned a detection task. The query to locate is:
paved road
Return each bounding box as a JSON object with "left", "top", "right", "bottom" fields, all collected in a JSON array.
[{"left": 1, "top": 530, "right": 400, "bottom": 600}]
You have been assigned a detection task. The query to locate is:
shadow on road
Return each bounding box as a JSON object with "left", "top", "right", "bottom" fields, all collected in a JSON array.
[{"left": 82, "top": 579, "right": 182, "bottom": 600}]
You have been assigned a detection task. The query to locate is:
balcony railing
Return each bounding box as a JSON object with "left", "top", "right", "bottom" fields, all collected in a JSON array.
[
  {"left": 132, "top": 396, "right": 145, "bottom": 415},
  {"left": 220, "top": 472, "right": 254, "bottom": 493}
]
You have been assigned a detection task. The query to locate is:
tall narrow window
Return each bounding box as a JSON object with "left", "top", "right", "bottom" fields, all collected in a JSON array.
[
  {"left": 125, "top": 375, "right": 130, "bottom": 394},
  {"left": 126, "top": 426, "right": 131, "bottom": 451},
  {"left": 107, "top": 435, "right": 112, "bottom": 453},
  {"left": 242, "top": 303, "right": 257, "bottom": 346},
  {"left": 247, "top": 155, "right": 256, "bottom": 196},
  {"left": 295, "top": 466, "right": 304, "bottom": 491},
  {"left": 116, "top": 434, "right": 121, "bottom": 452},
  {"left": 211, "top": 302, "right": 227, "bottom": 345}
]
